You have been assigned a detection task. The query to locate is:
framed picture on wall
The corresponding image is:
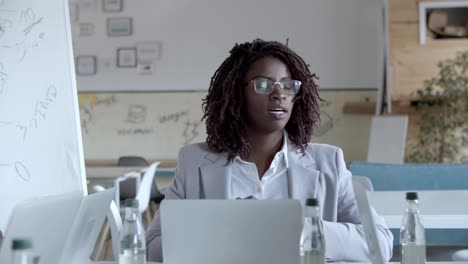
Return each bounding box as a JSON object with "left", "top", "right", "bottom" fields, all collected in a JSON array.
[
  {"left": 76, "top": 56, "right": 97, "bottom": 75},
  {"left": 107, "top": 17, "right": 132, "bottom": 36},
  {"left": 117, "top": 47, "right": 137, "bottom": 68},
  {"left": 79, "top": 22, "right": 95, "bottom": 36},
  {"left": 103, "top": 0, "right": 123, "bottom": 12},
  {"left": 137, "top": 42, "right": 163, "bottom": 61}
]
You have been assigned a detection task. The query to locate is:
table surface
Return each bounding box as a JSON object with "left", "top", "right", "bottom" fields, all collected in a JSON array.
[
  {"left": 91, "top": 261, "right": 468, "bottom": 264},
  {"left": 368, "top": 190, "right": 468, "bottom": 229},
  {"left": 85, "top": 166, "right": 175, "bottom": 179}
]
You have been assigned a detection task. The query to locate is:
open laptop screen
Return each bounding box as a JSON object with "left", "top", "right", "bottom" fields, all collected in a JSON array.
[{"left": 160, "top": 199, "right": 302, "bottom": 264}]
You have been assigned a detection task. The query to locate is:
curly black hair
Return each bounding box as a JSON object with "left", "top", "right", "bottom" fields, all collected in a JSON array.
[{"left": 202, "top": 39, "right": 321, "bottom": 162}]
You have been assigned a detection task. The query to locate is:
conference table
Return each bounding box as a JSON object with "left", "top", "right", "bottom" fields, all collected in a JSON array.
[
  {"left": 92, "top": 261, "right": 468, "bottom": 264},
  {"left": 367, "top": 190, "right": 468, "bottom": 229}
]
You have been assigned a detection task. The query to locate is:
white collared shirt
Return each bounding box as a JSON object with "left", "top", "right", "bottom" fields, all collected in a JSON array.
[{"left": 230, "top": 133, "right": 289, "bottom": 200}]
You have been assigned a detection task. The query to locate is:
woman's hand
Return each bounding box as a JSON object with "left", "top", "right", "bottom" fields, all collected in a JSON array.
[{"left": 236, "top": 195, "right": 257, "bottom": 200}]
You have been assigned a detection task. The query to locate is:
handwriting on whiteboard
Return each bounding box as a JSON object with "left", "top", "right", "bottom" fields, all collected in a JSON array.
[
  {"left": 0, "top": 85, "right": 59, "bottom": 142},
  {"left": 158, "top": 110, "right": 188, "bottom": 124},
  {"left": 0, "top": 6, "right": 45, "bottom": 95},
  {"left": 14, "top": 85, "right": 58, "bottom": 141},
  {"left": 183, "top": 121, "right": 201, "bottom": 145},
  {"left": 0, "top": 161, "right": 31, "bottom": 182},
  {"left": 0, "top": 63, "right": 6, "bottom": 95}
]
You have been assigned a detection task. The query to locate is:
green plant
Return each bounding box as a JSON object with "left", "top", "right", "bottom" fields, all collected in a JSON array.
[{"left": 407, "top": 51, "right": 468, "bottom": 163}]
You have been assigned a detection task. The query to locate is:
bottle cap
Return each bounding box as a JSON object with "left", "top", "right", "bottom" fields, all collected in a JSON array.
[
  {"left": 125, "top": 199, "right": 139, "bottom": 208},
  {"left": 306, "top": 198, "right": 319, "bottom": 207},
  {"left": 12, "top": 239, "right": 32, "bottom": 250},
  {"left": 406, "top": 192, "right": 418, "bottom": 200}
]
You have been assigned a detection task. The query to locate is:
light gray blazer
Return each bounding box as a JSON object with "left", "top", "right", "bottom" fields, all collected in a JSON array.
[{"left": 146, "top": 142, "right": 393, "bottom": 262}]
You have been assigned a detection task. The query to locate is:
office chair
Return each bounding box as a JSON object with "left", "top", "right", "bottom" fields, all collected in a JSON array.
[
  {"left": 92, "top": 161, "right": 160, "bottom": 260},
  {"left": 367, "top": 115, "right": 408, "bottom": 163},
  {"left": 91, "top": 185, "right": 122, "bottom": 260},
  {"left": 117, "top": 156, "right": 148, "bottom": 200},
  {"left": 117, "top": 156, "right": 165, "bottom": 206}
]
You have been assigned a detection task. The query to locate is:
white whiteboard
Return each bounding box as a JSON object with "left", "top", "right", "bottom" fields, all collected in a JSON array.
[
  {"left": 0, "top": 0, "right": 86, "bottom": 231},
  {"left": 74, "top": 0, "right": 385, "bottom": 91},
  {"left": 79, "top": 90, "right": 376, "bottom": 162}
]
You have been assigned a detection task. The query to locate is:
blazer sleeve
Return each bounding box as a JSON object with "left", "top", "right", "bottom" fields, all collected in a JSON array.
[
  {"left": 146, "top": 148, "right": 187, "bottom": 262},
  {"left": 322, "top": 148, "right": 393, "bottom": 262}
]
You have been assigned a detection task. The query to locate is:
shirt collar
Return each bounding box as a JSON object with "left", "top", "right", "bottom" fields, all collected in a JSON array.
[{"left": 234, "top": 131, "right": 289, "bottom": 168}]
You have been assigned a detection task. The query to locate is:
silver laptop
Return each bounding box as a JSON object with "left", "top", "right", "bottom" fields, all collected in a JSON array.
[
  {"left": 160, "top": 199, "right": 302, "bottom": 264},
  {"left": 0, "top": 188, "right": 115, "bottom": 264}
]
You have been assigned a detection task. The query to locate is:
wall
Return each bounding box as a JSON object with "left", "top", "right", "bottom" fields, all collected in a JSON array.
[
  {"left": 79, "top": 90, "right": 377, "bottom": 163},
  {"left": 390, "top": 0, "right": 468, "bottom": 99},
  {"left": 71, "top": 0, "right": 385, "bottom": 92},
  {"left": 389, "top": 0, "right": 468, "bottom": 162}
]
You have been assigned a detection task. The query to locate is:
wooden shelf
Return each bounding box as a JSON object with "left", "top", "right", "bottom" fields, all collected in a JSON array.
[
  {"left": 342, "top": 97, "right": 427, "bottom": 115},
  {"left": 342, "top": 102, "right": 376, "bottom": 114}
]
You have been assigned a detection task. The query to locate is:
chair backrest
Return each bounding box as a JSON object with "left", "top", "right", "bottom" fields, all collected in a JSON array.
[
  {"left": 92, "top": 185, "right": 123, "bottom": 260},
  {"left": 353, "top": 175, "right": 374, "bottom": 192},
  {"left": 367, "top": 115, "right": 408, "bottom": 163},
  {"left": 352, "top": 176, "right": 385, "bottom": 264},
  {"left": 352, "top": 175, "right": 375, "bottom": 212},
  {"left": 117, "top": 156, "right": 148, "bottom": 167},
  {"left": 136, "top": 162, "right": 160, "bottom": 213},
  {"left": 108, "top": 198, "right": 122, "bottom": 259},
  {"left": 117, "top": 156, "right": 164, "bottom": 200}
]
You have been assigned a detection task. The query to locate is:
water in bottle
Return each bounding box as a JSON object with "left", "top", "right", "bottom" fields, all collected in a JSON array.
[
  {"left": 400, "top": 192, "right": 426, "bottom": 264},
  {"left": 11, "top": 238, "right": 36, "bottom": 264},
  {"left": 299, "top": 198, "right": 325, "bottom": 264},
  {"left": 119, "top": 199, "right": 146, "bottom": 264}
]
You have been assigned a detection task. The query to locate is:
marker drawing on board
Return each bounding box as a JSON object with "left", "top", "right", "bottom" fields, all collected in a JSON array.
[
  {"left": 0, "top": 62, "right": 7, "bottom": 94},
  {"left": 183, "top": 121, "right": 200, "bottom": 145},
  {"left": 15, "top": 161, "right": 31, "bottom": 182},
  {"left": 16, "top": 124, "right": 27, "bottom": 141},
  {"left": 23, "top": 17, "right": 42, "bottom": 36}
]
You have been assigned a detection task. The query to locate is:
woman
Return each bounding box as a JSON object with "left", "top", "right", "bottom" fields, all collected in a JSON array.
[{"left": 146, "top": 39, "right": 393, "bottom": 262}]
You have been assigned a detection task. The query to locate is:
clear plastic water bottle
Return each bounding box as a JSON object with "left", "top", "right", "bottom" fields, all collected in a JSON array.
[
  {"left": 119, "top": 199, "right": 146, "bottom": 264},
  {"left": 299, "top": 198, "right": 325, "bottom": 264},
  {"left": 400, "top": 192, "right": 426, "bottom": 264},
  {"left": 11, "top": 239, "right": 35, "bottom": 264}
]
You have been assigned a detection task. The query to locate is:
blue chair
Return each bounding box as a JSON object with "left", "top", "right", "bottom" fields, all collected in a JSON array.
[{"left": 349, "top": 162, "right": 468, "bottom": 259}]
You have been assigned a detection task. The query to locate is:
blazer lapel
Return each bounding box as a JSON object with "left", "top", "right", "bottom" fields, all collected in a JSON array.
[
  {"left": 199, "top": 152, "right": 231, "bottom": 199},
  {"left": 287, "top": 147, "right": 321, "bottom": 207}
]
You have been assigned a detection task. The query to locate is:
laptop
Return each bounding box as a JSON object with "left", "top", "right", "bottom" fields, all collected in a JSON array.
[
  {"left": 0, "top": 188, "right": 115, "bottom": 264},
  {"left": 160, "top": 199, "right": 302, "bottom": 264}
]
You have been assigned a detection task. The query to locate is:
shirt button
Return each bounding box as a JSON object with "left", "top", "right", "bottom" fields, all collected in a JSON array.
[{"left": 257, "top": 187, "right": 262, "bottom": 193}]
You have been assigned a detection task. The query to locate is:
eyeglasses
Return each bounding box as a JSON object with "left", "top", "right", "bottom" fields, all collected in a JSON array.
[{"left": 249, "top": 77, "right": 301, "bottom": 95}]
